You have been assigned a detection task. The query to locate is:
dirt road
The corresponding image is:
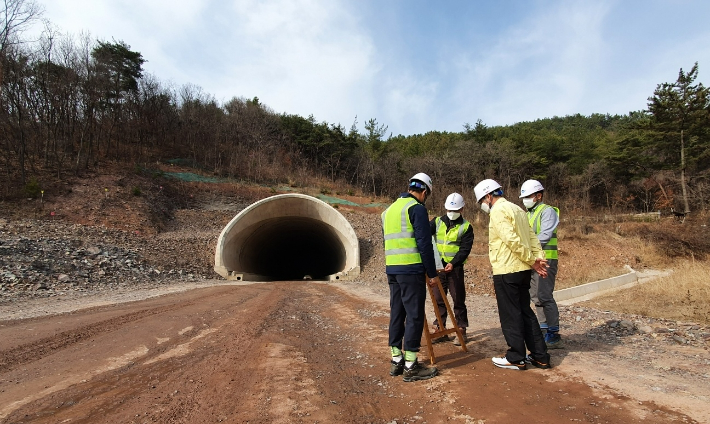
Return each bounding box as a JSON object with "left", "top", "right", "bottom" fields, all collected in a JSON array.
[{"left": 0, "top": 281, "right": 699, "bottom": 424}]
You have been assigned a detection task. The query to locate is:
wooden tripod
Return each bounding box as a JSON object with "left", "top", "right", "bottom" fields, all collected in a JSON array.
[{"left": 422, "top": 275, "right": 467, "bottom": 364}]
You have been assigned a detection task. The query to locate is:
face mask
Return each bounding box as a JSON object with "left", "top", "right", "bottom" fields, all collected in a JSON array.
[
  {"left": 523, "top": 198, "right": 536, "bottom": 209},
  {"left": 480, "top": 201, "right": 490, "bottom": 214},
  {"left": 447, "top": 211, "right": 460, "bottom": 221}
]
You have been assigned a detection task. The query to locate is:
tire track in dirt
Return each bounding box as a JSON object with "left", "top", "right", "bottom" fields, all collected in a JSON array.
[
  {"left": 0, "top": 284, "right": 275, "bottom": 423},
  {"left": 0, "top": 305, "right": 187, "bottom": 373}
]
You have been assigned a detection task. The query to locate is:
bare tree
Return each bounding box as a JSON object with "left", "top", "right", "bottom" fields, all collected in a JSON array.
[{"left": 0, "top": 0, "right": 43, "bottom": 66}]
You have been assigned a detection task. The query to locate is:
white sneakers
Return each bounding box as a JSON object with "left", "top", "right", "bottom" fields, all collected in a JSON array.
[{"left": 492, "top": 356, "right": 526, "bottom": 370}]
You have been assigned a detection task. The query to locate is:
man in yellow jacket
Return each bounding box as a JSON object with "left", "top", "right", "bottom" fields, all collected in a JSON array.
[{"left": 474, "top": 179, "right": 551, "bottom": 370}]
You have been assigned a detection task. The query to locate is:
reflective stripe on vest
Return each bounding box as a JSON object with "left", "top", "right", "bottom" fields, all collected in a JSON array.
[
  {"left": 528, "top": 204, "right": 559, "bottom": 260},
  {"left": 381, "top": 197, "right": 422, "bottom": 266},
  {"left": 434, "top": 217, "right": 470, "bottom": 264}
]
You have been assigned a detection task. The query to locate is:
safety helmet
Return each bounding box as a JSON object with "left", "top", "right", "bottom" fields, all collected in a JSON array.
[
  {"left": 445, "top": 193, "right": 465, "bottom": 211},
  {"left": 409, "top": 172, "right": 433, "bottom": 193},
  {"left": 474, "top": 179, "right": 502, "bottom": 202},
  {"left": 519, "top": 179, "right": 544, "bottom": 198}
]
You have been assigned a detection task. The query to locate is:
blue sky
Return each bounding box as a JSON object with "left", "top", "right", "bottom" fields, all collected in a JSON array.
[{"left": 29, "top": 0, "right": 710, "bottom": 136}]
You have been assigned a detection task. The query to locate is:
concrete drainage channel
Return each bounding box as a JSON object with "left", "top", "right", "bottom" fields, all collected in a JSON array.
[
  {"left": 214, "top": 194, "right": 360, "bottom": 282},
  {"left": 556, "top": 266, "right": 672, "bottom": 305}
]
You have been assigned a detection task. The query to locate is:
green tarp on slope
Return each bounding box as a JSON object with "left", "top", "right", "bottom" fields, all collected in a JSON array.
[{"left": 163, "top": 172, "right": 385, "bottom": 208}]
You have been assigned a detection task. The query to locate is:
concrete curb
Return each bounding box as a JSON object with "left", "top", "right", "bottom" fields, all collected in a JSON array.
[{"left": 555, "top": 267, "right": 638, "bottom": 304}]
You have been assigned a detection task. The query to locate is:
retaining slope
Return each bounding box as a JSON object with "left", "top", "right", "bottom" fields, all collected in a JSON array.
[{"left": 214, "top": 194, "right": 360, "bottom": 282}]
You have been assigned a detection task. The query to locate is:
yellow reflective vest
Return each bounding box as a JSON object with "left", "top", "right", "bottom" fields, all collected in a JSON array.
[
  {"left": 381, "top": 197, "right": 422, "bottom": 266},
  {"left": 527, "top": 203, "right": 559, "bottom": 260},
  {"left": 434, "top": 217, "right": 471, "bottom": 264}
]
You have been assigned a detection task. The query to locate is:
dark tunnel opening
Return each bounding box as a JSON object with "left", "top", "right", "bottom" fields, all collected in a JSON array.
[{"left": 238, "top": 217, "right": 346, "bottom": 280}]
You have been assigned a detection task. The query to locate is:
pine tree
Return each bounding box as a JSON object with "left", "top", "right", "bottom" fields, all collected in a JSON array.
[{"left": 648, "top": 62, "right": 710, "bottom": 214}]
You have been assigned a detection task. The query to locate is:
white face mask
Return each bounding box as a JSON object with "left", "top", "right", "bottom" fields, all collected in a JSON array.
[
  {"left": 523, "top": 198, "right": 536, "bottom": 209},
  {"left": 447, "top": 211, "right": 460, "bottom": 221},
  {"left": 480, "top": 201, "right": 491, "bottom": 214}
]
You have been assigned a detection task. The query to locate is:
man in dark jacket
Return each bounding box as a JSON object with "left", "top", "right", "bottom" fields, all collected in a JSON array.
[
  {"left": 430, "top": 192, "right": 474, "bottom": 345},
  {"left": 382, "top": 172, "right": 440, "bottom": 382}
]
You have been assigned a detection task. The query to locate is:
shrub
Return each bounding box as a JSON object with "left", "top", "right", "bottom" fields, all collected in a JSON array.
[
  {"left": 24, "top": 177, "right": 42, "bottom": 198},
  {"left": 132, "top": 186, "right": 142, "bottom": 196}
]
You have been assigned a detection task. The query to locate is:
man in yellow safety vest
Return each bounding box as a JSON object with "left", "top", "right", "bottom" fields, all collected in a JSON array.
[
  {"left": 382, "top": 172, "right": 441, "bottom": 382},
  {"left": 519, "top": 179, "right": 563, "bottom": 349},
  {"left": 430, "top": 192, "right": 473, "bottom": 346}
]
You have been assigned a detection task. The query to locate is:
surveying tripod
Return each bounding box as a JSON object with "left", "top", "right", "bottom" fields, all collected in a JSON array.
[{"left": 421, "top": 274, "right": 468, "bottom": 364}]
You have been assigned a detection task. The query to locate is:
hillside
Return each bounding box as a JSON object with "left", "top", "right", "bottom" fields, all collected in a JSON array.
[{"left": 0, "top": 164, "right": 698, "bottom": 300}]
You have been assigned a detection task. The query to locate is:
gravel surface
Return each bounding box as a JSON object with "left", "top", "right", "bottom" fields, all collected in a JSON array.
[{"left": 0, "top": 217, "right": 216, "bottom": 301}]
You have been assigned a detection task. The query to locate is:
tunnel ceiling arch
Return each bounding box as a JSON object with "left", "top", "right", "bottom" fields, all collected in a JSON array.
[{"left": 214, "top": 194, "right": 360, "bottom": 281}]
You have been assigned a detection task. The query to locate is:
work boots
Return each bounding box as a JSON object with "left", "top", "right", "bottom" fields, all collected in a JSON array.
[
  {"left": 431, "top": 324, "right": 451, "bottom": 344},
  {"left": 452, "top": 329, "right": 467, "bottom": 346},
  {"left": 545, "top": 332, "right": 564, "bottom": 349},
  {"left": 402, "top": 359, "right": 438, "bottom": 382},
  {"left": 390, "top": 359, "right": 404, "bottom": 376}
]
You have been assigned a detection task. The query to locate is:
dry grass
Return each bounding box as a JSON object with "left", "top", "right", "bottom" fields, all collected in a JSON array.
[
  {"left": 562, "top": 219, "right": 710, "bottom": 324},
  {"left": 584, "top": 259, "right": 710, "bottom": 325},
  {"left": 556, "top": 227, "right": 644, "bottom": 290}
]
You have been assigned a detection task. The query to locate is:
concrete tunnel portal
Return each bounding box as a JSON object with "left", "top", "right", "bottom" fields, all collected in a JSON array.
[{"left": 214, "top": 194, "right": 360, "bottom": 281}]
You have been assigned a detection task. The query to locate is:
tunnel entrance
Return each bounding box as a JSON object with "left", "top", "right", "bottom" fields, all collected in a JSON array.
[
  {"left": 239, "top": 217, "right": 345, "bottom": 280},
  {"left": 214, "top": 194, "right": 360, "bottom": 281}
]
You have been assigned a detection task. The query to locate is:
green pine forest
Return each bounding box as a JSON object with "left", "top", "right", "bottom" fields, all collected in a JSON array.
[{"left": 2, "top": 3, "right": 710, "bottom": 215}]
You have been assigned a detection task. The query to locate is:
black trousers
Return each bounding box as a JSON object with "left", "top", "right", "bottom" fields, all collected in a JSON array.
[
  {"left": 493, "top": 270, "right": 549, "bottom": 363},
  {"left": 388, "top": 273, "right": 426, "bottom": 352},
  {"left": 432, "top": 265, "right": 468, "bottom": 330}
]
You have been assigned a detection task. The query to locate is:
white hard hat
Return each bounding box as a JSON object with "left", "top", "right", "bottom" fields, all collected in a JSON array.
[
  {"left": 445, "top": 193, "right": 465, "bottom": 210},
  {"left": 409, "top": 172, "right": 433, "bottom": 193},
  {"left": 474, "top": 179, "right": 502, "bottom": 202},
  {"left": 519, "top": 179, "right": 544, "bottom": 198}
]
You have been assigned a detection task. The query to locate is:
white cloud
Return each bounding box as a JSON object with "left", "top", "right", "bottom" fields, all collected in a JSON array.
[
  {"left": 33, "top": 0, "right": 378, "bottom": 128},
  {"left": 28, "top": 0, "right": 710, "bottom": 135},
  {"left": 379, "top": 72, "right": 439, "bottom": 135},
  {"left": 187, "top": 0, "right": 378, "bottom": 127},
  {"left": 449, "top": 2, "right": 611, "bottom": 126},
  {"left": 41, "top": 0, "right": 207, "bottom": 41}
]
